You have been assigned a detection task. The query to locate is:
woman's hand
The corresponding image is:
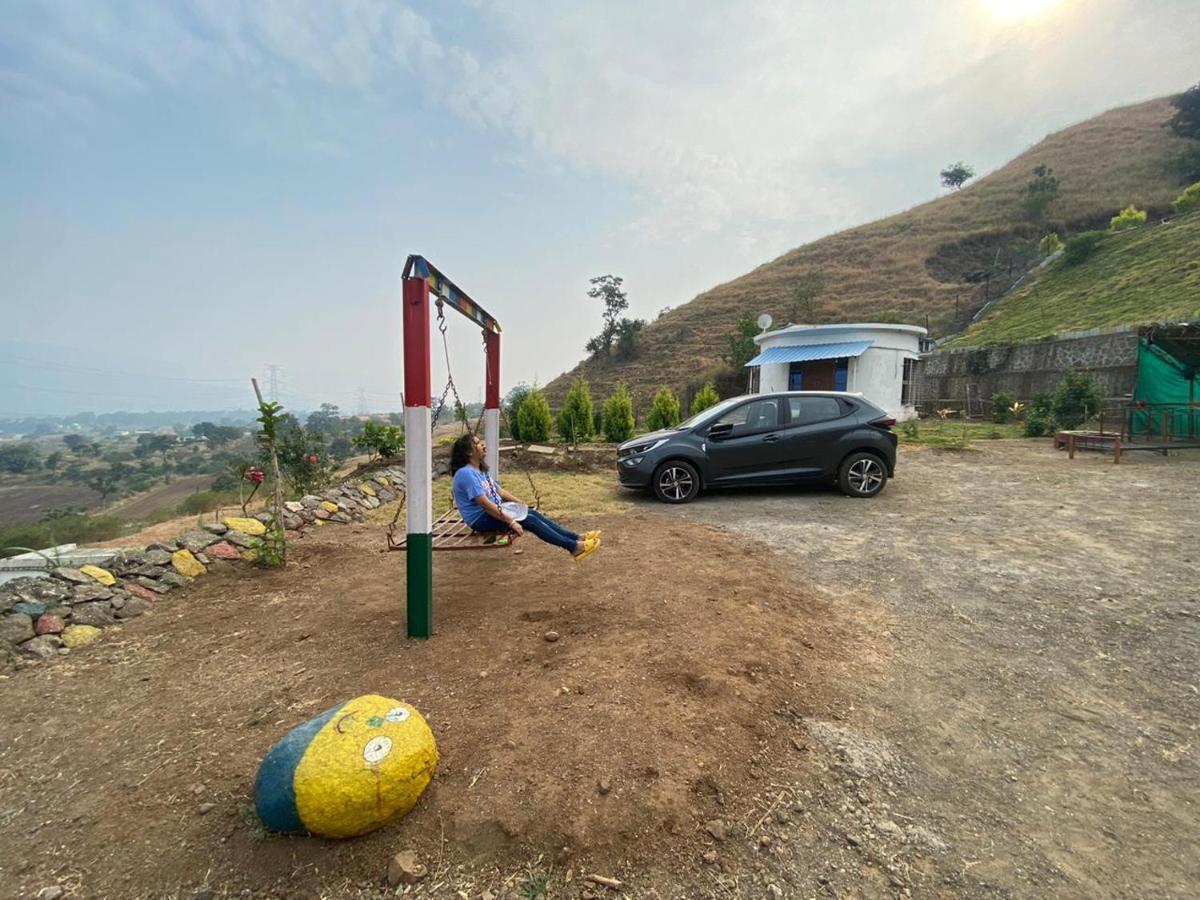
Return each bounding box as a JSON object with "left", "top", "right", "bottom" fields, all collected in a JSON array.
[{"left": 508, "top": 520, "right": 524, "bottom": 536}]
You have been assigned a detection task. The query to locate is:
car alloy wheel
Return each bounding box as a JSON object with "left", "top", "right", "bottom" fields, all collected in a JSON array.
[
  {"left": 845, "top": 455, "right": 885, "bottom": 496},
  {"left": 654, "top": 461, "right": 700, "bottom": 503}
]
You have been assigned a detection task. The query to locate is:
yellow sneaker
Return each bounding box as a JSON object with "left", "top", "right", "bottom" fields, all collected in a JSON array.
[{"left": 573, "top": 536, "right": 601, "bottom": 561}]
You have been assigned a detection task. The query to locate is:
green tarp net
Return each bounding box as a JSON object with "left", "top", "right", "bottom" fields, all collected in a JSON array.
[{"left": 1131, "top": 340, "right": 1199, "bottom": 438}]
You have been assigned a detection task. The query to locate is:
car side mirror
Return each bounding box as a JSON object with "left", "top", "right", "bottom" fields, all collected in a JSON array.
[{"left": 707, "top": 422, "right": 733, "bottom": 440}]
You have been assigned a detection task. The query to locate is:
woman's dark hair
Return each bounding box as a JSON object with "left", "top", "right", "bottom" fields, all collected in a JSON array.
[{"left": 450, "top": 432, "right": 478, "bottom": 474}]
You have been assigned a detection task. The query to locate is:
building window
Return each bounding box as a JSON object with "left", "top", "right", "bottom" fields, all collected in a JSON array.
[{"left": 901, "top": 357, "right": 918, "bottom": 405}]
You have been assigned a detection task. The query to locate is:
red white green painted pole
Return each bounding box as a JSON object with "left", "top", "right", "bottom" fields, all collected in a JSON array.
[
  {"left": 484, "top": 330, "right": 501, "bottom": 476},
  {"left": 402, "top": 275, "right": 433, "bottom": 638}
]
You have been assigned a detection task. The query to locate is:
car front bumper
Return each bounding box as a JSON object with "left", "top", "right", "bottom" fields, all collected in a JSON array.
[{"left": 616, "top": 454, "right": 656, "bottom": 489}]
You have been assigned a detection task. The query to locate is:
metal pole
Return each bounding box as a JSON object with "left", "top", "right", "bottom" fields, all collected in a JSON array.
[
  {"left": 402, "top": 276, "right": 433, "bottom": 638},
  {"left": 484, "top": 330, "right": 501, "bottom": 478}
]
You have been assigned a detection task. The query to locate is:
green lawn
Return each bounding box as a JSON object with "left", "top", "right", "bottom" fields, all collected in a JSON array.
[{"left": 948, "top": 210, "right": 1200, "bottom": 348}]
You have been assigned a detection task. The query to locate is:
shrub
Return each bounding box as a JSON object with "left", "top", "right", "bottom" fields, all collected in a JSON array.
[
  {"left": 1024, "top": 415, "right": 1053, "bottom": 437},
  {"left": 1062, "top": 231, "right": 1104, "bottom": 266},
  {"left": 1109, "top": 204, "right": 1147, "bottom": 232},
  {"left": 1173, "top": 181, "right": 1200, "bottom": 215},
  {"left": 504, "top": 384, "right": 532, "bottom": 441},
  {"left": 691, "top": 382, "right": 720, "bottom": 416},
  {"left": 516, "top": 387, "right": 553, "bottom": 443},
  {"left": 645, "top": 387, "right": 682, "bottom": 432},
  {"left": 990, "top": 389, "right": 1017, "bottom": 424},
  {"left": 1024, "top": 391, "right": 1055, "bottom": 437},
  {"left": 271, "top": 413, "right": 336, "bottom": 497},
  {"left": 602, "top": 384, "right": 636, "bottom": 443},
  {"left": 556, "top": 377, "right": 594, "bottom": 444},
  {"left": 1052, "top": 369, "right": 1103, "bottom": 430},
  {"left": 352, "top": 421, "right": 404, "bottom": 460},
  {"left": 1038, "top": 233, "right": 1063, "bottom": 256}
]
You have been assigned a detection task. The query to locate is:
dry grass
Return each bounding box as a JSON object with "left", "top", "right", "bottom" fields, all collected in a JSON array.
[{"left": 546, "top": 97, "right": 1191, "bottom": 409}]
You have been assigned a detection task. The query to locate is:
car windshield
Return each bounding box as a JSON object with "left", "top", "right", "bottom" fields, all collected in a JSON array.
[{"left": 675, "top": 396, "right": 745, "bottom": 430}]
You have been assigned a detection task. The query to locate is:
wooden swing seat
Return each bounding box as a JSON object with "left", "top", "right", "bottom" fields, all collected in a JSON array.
[{"left": 387, "top": 504, "right": 518, "bottom": 552}]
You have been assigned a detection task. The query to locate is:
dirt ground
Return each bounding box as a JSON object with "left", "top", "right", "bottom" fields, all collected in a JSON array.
[
  {"left": 0, "top": 482, "right": 101, "bottom": 525},
  {"left": 1, "top": 441, "right": 1197, "bottom": 899}
]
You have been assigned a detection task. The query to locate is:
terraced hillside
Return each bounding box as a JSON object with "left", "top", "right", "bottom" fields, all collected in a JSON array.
[
  {"left": 546, "top": 97, "right": 1191, "bottom": 407},
  {"left": 949, "top": 209, "right": 1200, "bottom": 348}
]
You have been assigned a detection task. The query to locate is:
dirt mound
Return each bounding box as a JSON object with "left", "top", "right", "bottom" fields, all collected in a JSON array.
[{"left": 0, "top": 507, "right": 873, "bottom": 896}]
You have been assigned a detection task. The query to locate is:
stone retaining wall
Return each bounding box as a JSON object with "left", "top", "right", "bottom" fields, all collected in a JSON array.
[
  {"left": 0, "top": 466, "right": 406, "bottom": 673},
  {"left": 917, "top": 327, "right": 1140, "bottom": 404}
]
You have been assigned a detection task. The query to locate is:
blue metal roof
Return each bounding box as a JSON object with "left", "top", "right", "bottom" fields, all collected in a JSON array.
[{"left": 744, "top": 340, "right": 874, "bottom": 367}]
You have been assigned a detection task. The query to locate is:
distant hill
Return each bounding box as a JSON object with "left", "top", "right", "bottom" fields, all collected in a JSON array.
[
  {"left": 946, "top": 209, "right": 1200, "bottom": 348},
  {"left": 545, "top": 96, "right": 1192, "bottom": 409}
]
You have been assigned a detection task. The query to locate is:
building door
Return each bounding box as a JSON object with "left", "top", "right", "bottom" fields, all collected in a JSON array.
[{"left": 789, "top": 358, "right": 844, "bottom": 391}]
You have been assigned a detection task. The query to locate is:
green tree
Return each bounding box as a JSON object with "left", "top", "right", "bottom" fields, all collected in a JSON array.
[
  {"left": 1173, "top": 181, "right": 1200, "bottom": 214},
  {"left": 585, "top": 275, "right": 629, "bottom": 357},
  {"left": 86, "top": 462, "right": 133, "bottom": 504},
  {"left": 725, "top": 317, "right": 759, "bottom": 369},
  {"left": 1167, "top": 82, "right": 1200, "bottom": 140},
  {"left": 1168, "top": 146, "right": 1200, "bottom": 185},
  {"left": 351, "top": 422, "right": 404, "bottom": 460},
  {"left": 1038, "top": 232, "right": 1063, "bottom": 256},
  {"left": 271, "top": 413, "right": 335, "bottom": 496},
  {"left": 556, "top": 377, "right": 594, "bottom": 445},
  {"left": 691, "top": 382, "right": 720, "bottom": 416},
  {"left": 1052, "top": 370, "right": 1103, "bottom": 430},
  {"left": 44, "top": 450, "right": 63, "bottom": 472},
  {"left": 602, "top": 384, "right": 636, "bottom": 443},
  {"left": 990, "top": 389, "right": 1017, "bottom": 424},
  {"left": 645, "top": 387, "right": 681, "bottom": 432},
  {"left": 516, "top": 387, "right": 553, "bottom": 442},
  {"left": 1109, "top": 204, "right": 1147, "bottom": 231},
  {"left": 504, "top": 383, "right": 532, "bottom": 441},
  {"left": 787, "top": 272, "right": 824, "bottom": 324},
  {"left": 1022, "top": 164, "right": 1059, "bottom": 223},
  {"left": 63, "top": 434, "right": 88, "bottom": 455},
  {"left": 939, "top": 161, "right": 975, "bottom": 190},
  {"left": 192, "top": 422, "right": 244, "bottom": 446},
  {"left": 0, "top": 442, "right": 40, "bottom": 473},
  {"left": 613, "top": 317, "right": 645, "bottom": 360},
  {"left": 305, "top": 403, "right": 343, "bottom": 436}
]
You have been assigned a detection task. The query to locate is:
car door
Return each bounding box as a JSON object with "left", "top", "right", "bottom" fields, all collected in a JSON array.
[
  {"left": 778, "top": 396, "right": 852, "bottom": 478},
  {"left": 703, "top": 397, "right": 790, "bottom": 484}
]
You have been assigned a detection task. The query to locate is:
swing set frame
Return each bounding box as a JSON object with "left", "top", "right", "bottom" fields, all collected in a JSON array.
[{"left": 400, "top": 255, "right": 504, "bottom": 638}]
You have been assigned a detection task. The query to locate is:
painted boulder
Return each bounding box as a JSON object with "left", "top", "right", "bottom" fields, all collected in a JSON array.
[{"left": 254, "top": 694, "right": 438, "bottom": 839}]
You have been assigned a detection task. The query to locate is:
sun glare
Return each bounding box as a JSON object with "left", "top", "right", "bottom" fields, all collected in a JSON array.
[{"left": 982, "top": 0, "right": 1060, "bottom": 21}]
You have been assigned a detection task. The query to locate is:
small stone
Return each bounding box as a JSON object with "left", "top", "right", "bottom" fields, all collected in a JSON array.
[
  {"left": 702, "top": 850, "right": 718, "bottom": 865},
  {"left": 114, "top": 596, "right": 150, "bottom": 620},
  {"left": 206, "top": 541, "right": 241, "bottom": 560},
  {"left": 758, "top": 834, "right": 772, "bottom": 848},
  {"left": 125, "top": 564, "right": 168, "bottom": 579},
  {"left": 283, "top": 515, "right": 303, "bottom": 530},
  {"left": 254, "top": 511, "right": 275, "bottom": 523},
  {"left": 202, "top": 522, "right": 229, "bottom": 535},
  {"left": 123, "top": 583, "right": 160, "bottom": 603},
  {"left": 22, "top": 635, "right": 64, "bottom": 658},
  {"left": 790, "top": 735, "right": 807, "bottom": 752},
  {"left": 62, "top": 624, "right": 103, "bottom": 648},
  {"left": 597, "top": 777, "right": 611, "bottom": 795},
  {"left": 12, "top": 601, "right": 46, "bottom": 618},
  {"left": 147, "top": 542, "right": 177, "bottom": 554},
  {"left": 773, "top": 808, "right": 790, "bottom": 825},
  {"left": 543, "top": 630, "right": 560, "bottom": 643},
  {"left": 705, "top": 819, "right": 728, "bottom": 842},
  {"left": 386, "top": 850, "right": 428, "bottom": 886},
  {"left": 70, "top": 603, "right": 116, "bottom": 627},
  {"left": 36, "top": 887, "right": 65, "bottom": 900},
  {"left": 224, "top": 530, "right": 257, "bottom": 549},
  {"left": 69, "top": 584, "right": 114, "bottom": 604},
  {"left": 198, "top": 802, "right": 215, "bottom": 815},
  {"left": 144, "top": 548, "right": 174, "bottom": 566},
  {"left": 177, "top": 530, "right": 219, "bottom": 554},
  {"left": 79, "top": 564, "right": 116, "bottom": 586},
  {"left": 35, "top": 614, "right": 65, "bottom": 635},
  {"left": 284, "top": 501, "right": 304, "bottom": 513},
  {"left": 126, "top": 576, "right": 170, "bottom": 595},
  {"left": 190, "top": 888, "right": 215, "bottom": 900},
  {"left": 222, "top": 516, "right": 267, "bottom": 536},
  {"left": 331, "top": 512, "right": 351, "bottom": 524},
  {"left": 767, "top": 886, "right": 783, "bottom": 900},
  {"left": 313, "top": 508, "right": 331, "bottom": 520},
  {"left": 0, "top": 614, "right": 35, "bottom": 645},
  {"left": 875, "top": 819, "right": 903, "bottom": 838},
  {"left": 172, "top": 549, "right": 207, "bottom": 578},
  {"left": 52, "top": 567, "right": 90, "bottom": 584}
]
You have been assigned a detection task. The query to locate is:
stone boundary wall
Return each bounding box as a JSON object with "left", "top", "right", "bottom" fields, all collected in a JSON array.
[
  {"left": 917, "top": 327, "right": 1141, "bottom": 404},
  {"left": 0, "top": 466, "right": 406, "bottom": 673}
]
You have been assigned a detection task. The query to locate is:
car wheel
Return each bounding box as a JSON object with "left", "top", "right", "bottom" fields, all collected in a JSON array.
[
  {"left": 838, "top": 452, "right": 888, "bottom": 498},
  {"left": 653, "top": 460, "right": 701, "bottom": 504}
]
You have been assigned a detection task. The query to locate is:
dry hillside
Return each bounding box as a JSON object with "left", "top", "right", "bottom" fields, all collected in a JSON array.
[{"left": 546, "top": 97, "right": 1191, "bottom": 408}]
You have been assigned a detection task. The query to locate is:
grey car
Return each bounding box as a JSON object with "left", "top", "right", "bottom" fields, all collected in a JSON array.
[{"left": 616, "top": 391, "right": 898, "bottom": 503}]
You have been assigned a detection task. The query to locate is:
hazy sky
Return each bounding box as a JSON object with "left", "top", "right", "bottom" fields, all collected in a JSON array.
[{"left": 2, "top": 0, "right": 1197, "bottom": 415}]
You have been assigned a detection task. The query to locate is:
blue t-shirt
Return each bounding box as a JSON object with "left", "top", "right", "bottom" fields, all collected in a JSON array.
[{"left": 452, "top": 465, "right": 502, "bottom": 528}]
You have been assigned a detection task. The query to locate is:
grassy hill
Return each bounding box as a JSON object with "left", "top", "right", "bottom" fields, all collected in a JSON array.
[
  {"left": 546, "top": 96, "right": 1192, "bottom": 408},
  {"left": 947, "top": 209, "right": 1200, "bottom": 347}
]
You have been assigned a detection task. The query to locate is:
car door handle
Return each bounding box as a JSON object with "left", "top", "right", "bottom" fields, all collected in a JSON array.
[{"left": 762, "top": 434, "right": 780, "bottom": 443}]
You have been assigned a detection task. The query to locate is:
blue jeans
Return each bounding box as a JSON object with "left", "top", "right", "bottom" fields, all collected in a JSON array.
[{"left": 473, "top": 508, "right": 579, "bottom": 553}]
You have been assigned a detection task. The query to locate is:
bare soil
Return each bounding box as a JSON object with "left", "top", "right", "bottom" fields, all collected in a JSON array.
[
  {"left": 0, "top": 482, "right": 100, "bottom": 525},
  {"left": 106, "top": 475, "right": 215, "bottom": 522},
  {"left": 1, "top": 441, "right": 1197, "bottom": 899}
]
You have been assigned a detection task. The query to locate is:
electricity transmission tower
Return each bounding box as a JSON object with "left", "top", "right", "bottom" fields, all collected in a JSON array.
[{"left": 264, "top": 364, "right": 282, "bottom": 403}]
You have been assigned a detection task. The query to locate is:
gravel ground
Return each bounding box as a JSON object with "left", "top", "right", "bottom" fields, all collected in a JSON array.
[{"left": 675, "top": 439, "right": 1200, "bottom": 899}]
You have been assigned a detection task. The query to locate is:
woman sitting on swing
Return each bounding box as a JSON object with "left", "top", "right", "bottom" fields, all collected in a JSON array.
[{"left": 450, "top": 433, "right": 601, "bottom": 560}]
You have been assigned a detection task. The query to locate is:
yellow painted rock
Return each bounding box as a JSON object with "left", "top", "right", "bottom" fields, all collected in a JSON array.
[
  {"left": 224, "top": 516, "right": 267, "bottom": 536},
  {"left": 171, "top": 549, "right": 206, "bottom": 578},
  {"left": 358, "top": 482, "right": 376, "bottom": 497},
  {"left": 373, "top": 475, "right": 390, "bottom": 486},
  {"left": 320, "top": 500, "right": 339, "bottom": 513},
  {"left": 254, "top": 695, "right": 438, "bottom": 839},
  {"left": 79, "top": 565, "right": 116, "bottom": 586},
  {"left": 62, "top": 624, "right": 103, "bottom": 648},
  {"left": 242, "top": 548, "right": 259, "bottom": 562}
]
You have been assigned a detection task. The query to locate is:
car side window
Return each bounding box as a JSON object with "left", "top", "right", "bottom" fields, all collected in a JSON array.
[
  {"left": 715, "top": 399, "right": 780, "bottom": 436},
  {"left": 787, "top": 397, "right": 844, "bottom": 426}
]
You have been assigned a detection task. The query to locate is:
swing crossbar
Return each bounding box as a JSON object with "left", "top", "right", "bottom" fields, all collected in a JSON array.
[{"left": 388, "top": 505, "right": 517, "bottom": 552}]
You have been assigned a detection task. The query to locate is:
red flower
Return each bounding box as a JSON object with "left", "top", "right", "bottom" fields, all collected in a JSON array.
[
  {"left": 243, "top": 467, "right": 265, "bottom": 484},
  {"left": 308, "top": 454, "right": 318, "bottom": 463}
]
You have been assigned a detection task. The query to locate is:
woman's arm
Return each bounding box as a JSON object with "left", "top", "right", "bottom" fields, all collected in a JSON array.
[{"left": 473, "top": 493, "right": 524, "bottom": 535}]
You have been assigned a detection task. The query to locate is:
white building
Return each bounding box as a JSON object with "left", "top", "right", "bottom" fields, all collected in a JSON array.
[{"left": 745, "top": 323, "right": 927, "bottom": 420}]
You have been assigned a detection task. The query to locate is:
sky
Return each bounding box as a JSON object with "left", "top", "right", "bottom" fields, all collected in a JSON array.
[{"left": 1, "top": 0, "right": 1197, "bottom": 416}]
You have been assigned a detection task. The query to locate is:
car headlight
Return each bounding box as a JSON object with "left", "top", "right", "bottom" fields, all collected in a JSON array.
[{"left": 620, "top": 438, "right": 668, "bottom": 458}]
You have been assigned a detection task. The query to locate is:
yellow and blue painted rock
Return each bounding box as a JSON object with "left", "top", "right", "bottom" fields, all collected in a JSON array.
[{"left": 254, "top": 694, "right": 438, "bottom": 839}]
